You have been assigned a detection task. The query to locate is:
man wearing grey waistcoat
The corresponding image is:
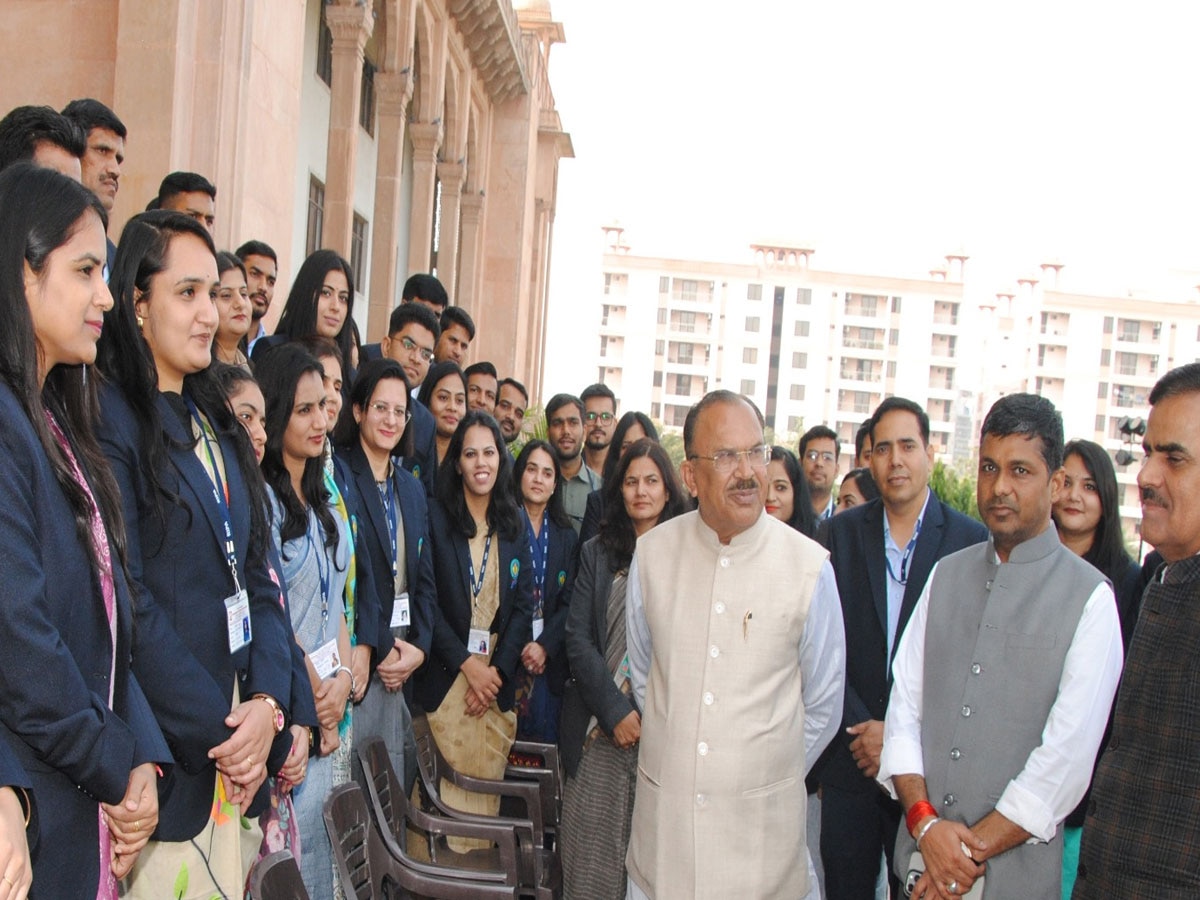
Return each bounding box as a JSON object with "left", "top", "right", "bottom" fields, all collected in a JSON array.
[{"left": 877, "top": 394, "right": 1123, "bottom": 900}]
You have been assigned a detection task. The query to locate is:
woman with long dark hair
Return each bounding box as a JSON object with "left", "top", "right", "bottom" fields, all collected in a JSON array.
[
  {"left": 579, "top": 411, "right": 660, "bottom": 547},
  {"left": 765, "top": 446, "right": 817, "bottom": 537},
  {"left": 257, "top": 344, "right": 354, "bottom": 899},
  {"left": 511, "top": 439, "right": 578, "bottom": 743},
  {"left": 835, "top": 467, "right": 880, "bottom": 513},
  {"left": 331, "top": 359, "right": 435, "bottom": 786},
  {"left": 96, "top": 210, "right": 295, "bottom": 899},
  {"left": 560, "top": 439, "right": 688, "bottom": 899},
  {"left": 417, "top": 360, "right": 466, "bottom": 467},
  {"left": 213, "top": 251, "right": 251, "bottom": 367},
  {"left": 252, "top": 249, "right": 355, "bottom": 374},
  {"left": 0, "top": 163, "right": 168, "bottom": 898},
  {"left": 1052, "top": 438, "right": 1143, "bottom": 896},
  {"left": 417, "top": 411, "right": 533, "bottom": 829}
]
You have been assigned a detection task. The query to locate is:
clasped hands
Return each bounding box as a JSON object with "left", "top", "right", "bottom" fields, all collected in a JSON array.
[{"left": 908, "top": 818, "right": 987, "bottom": 900}]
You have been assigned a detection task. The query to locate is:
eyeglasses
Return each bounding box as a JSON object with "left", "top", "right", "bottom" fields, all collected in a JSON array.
[
  {"left": 805, "top": 450, "right": 836, "bottom": 463},
  {"left": 585, "top": 411, "right": 615, "bottom": 423},
  {"left": 369, "top": 401, "right": 412, "bottom": 424},
  {"left": 689, "top": 445, "right": 771, "bottom": 473},
  {"left": 399, "top": 336, "right": 435, "bottom": 363}
]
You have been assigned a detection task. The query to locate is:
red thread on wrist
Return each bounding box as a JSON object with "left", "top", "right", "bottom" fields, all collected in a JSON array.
[{"left": 906, "top": 800, "right": 938, "bottom": 837}]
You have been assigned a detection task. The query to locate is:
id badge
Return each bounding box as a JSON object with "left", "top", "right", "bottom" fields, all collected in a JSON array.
[
  {"left": 309, "top": 638, "right": 340, "bottom": 680},
  {"left": 225, "top": 590, "right": 251, "bottom": 653},
  {"left": 532, "top": 616, "right": 544, "bottom": 641},
  {"left": 468, "top": 628, "right": 491, "bottom": 656},
  {"left": 390, "top": 592, "right": 411, "bottom": 629}
]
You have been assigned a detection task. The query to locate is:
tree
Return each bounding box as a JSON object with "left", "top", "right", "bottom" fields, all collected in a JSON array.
[{"left": 929, "top": 460, "right": 981, "bottom": 521}]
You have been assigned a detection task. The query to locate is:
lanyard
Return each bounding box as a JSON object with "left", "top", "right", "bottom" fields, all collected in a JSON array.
[
  {"left": 185, "top": 397, "right": 241, "bottom": 592},
  {"left": 468, "top": 532, "right": 493, "bottom": 603},
  {"left": 525, "top": 509, "right": 549, "bottom": 590},
  {"left": 885, "top": 518, "right": 923, "bottom": 586},
  {"left": 309, "top": 514, "right": 332, "bottom": 642},
  {"left": 377, "top": 469, "right": 399, "bottom": 581}
]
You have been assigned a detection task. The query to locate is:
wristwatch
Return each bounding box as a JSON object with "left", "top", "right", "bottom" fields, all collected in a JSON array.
[{"left": 251, "top": 693, "right": 286, "bottom": 734}]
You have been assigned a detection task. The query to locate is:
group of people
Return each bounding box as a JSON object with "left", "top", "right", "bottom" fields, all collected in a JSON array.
[{"left": 0, "top": 94, "right": 1197, "bottom": 900}]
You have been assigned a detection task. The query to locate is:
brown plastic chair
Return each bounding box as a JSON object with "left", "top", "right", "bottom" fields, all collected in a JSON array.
[
  {"left": 356, "top": 737, "right": 562, "bottom": 897},
  {"left": 323, "top": 781, "right": 519, "bottom": 900},
  {"left": 505, "top": 739, "right": 564, "bottom": 838},
  {"left": 247, "top": 850, "right": 309, "bottom": 900}
]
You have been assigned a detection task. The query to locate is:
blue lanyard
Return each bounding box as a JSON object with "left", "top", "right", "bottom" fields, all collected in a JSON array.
[
  {"left": 468, "top": 532, "right": 493, "bottom": 602},
  {"left": 885, "top": 518, "right": 923, "bottom": 586},
  {"left": 309, "top": 512, "right": 332, "bottom": 642},
  {"left": 377, "top": 469, "right": 399, "bottom": 581},
  {"left": 525, "top": 509, "right": 549, "bottom": 591},
  {"left": 185, "top": 397, "right": 241, "bottom": 591}
]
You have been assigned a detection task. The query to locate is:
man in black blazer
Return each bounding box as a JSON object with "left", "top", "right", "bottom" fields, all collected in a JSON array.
[{"left": 815, "top": 397, "right": 988, "bottom": 900}]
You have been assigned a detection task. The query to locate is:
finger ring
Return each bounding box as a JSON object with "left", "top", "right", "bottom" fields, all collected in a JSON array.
[
  {"left": 3, "top": 875, "right": 13, "bottom": 886},
  {"left": 246, "top": 755, "right": 254, "bottom": 766},
  {"left": 134, "top": 819, "right": 142, "bottom": 832},
  {"left": 948, "top": 881, "right": 958, "bottom": 894}
]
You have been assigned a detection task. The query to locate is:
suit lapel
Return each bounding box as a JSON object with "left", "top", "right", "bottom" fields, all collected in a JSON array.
[
  {"left": 349, "top": 445, "right": 391, "bottom": 567},
  {"left": 864, "top": 502, "right": 888, "bottom": 637},
  {"left": 395, "top": 475, "right": 422, "bottom": 577},
  {"left": 893, "top": 494, "right": 945, "bottom": 667},
  {"left": 159, "top": 395, "right": 232, "bottom": 555}
]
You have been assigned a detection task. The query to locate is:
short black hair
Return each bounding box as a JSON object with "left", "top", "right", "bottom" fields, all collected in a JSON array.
[
  {"left": 498, "top": 377, "right": 528, "bottom": 405},
  {"left": 387, "top": 301, "right": 440, "bottom": 339},
  {"left": 402, "top": 273, "right": 448, "bottom": 311},
  {"left": 60, "top": 98, "right": 127, "bottom": 140},
  {"left": 545, "top": 393, "right": 583, "bottom": 422},
  {"left": 464, "top": 361, "right": 498, "bottom": 381},
  {"left": 855, "top": 419, "right": 874, "bottom": 458},
  {"left": 1149, "top": 362, "right": 1200, "bottom": 405},
  {"left": 235, "top": 239, "right": 277, "bottom": 264},
  {"left": 683, "top": 390, "right": 758, "bottom": 458},
  {"left": 980, "top": 392, "right": 1064, "bottom": 473},
  {"left": 0, "top": 106, "right": 86, "bottom": 171},
  {"left": 580, "top": 382, "right": 616, "bottom": 408},
  {"left": 870, "top": 396, "right": 931, "bottom": 446},
  {"left": 798, "top": 424, "right": 839, "bottom": 460},
  {"left": 439, "top": 306, "right": 475, "bottom": 340},
  {"left": 151, "top": 171, "right": 216, "bottom": 209}
]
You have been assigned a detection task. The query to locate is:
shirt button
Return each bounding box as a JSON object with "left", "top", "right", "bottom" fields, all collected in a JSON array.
[
  {"left": 714, "top": 601, "right": 726, "bottom": 614},
  {"left": 950, "top": 748, "right": 961, "bottom": 760},
  {"left": 961, "top": 705, "right": 972, "bottom": 717},
  {"left": 719, "top": 557, "right": 730, "bottom": 568},
  {"left": 698, "top": 742, "right": 709, "bottom": 756},
  {"left": 710, "top": 645, "right": 720, "bottom": 659},
  {"left": 703, "top": 692, "right": 714, "bottom": 706},
  {"left": 971, "top": 663, "right": 982, "bottom": 675},
  {"left": 943, "top": 793, "right": 956, "bottom": 806}
]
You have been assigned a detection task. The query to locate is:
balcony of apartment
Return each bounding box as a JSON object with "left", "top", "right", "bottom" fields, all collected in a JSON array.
[
  {"left": 1039, "top": 311, "right": 1070, "bottom": 339},
  {"left": 666, "top": 279, "right": 715, "bottom": 312},
  {"left": 926, "top": 400, "right": 954, "bottom": 429},
  {"left": 1110, "top": 383, "right": 1151, "bottom": 411},
  {"left": 597, "top": 335, "right": 624, "bottom": 363},
  {"left": 1035, "top": 343, "right": 1068, "bottom": 373},
  {"left": 666, "top": 311, "right": 712, "bottom": 340},
  {"left": 1113, "top": 351, "right": 1160, "bottom": 383},
  {"left": 598, "top": 304, "right": 627, "bottom": 335},
  {"left": 841, "top": 326, "right": 885, "bottom": 354},
  {"left": 930, "top": 334, "right": 958, "bottom": 358},
  {"left": 928, "top": 365, "right": 956, "bottom": 395},
  {"left": 1113, "top": 319, "right": 1163, "bottom": 347},
  {"left": 932, "top": 301, "right": 961, "bottom": 330},
  {"left": 839, "top": 358, "right": 883, "bottom": 384},
  {"left": 1034, "top": 376, "right": 1065, "bottom": 407},
  {"left": 842, "top": 293, "right": 884, "bottom": 321}
]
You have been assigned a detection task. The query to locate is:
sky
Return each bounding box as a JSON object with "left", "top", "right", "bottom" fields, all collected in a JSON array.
[{"left": 541, "top": 1, "right": 1200, "bottom": 391}]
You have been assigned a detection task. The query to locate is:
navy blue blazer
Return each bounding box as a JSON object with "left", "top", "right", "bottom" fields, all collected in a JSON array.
[
  {"left": 0, "top": 385, "right": 169, "bottom": 897},
  {"left": 402, "top": 399, "right": 438, "bottom": 494},
  {"left": 333, "top": 443, "right": 436, "bottom": 668},
  {"left": 522, "top": 513, "right": 577, "bottom": 695},
  {"left": 814, "top": 494, "right": 987, "bottom": 793},
  {"left": 416, "top": 501, "right": 535, "bottom": 713},
  {"left": 98, "top": 385, "right": 294, "bottom": 839}
]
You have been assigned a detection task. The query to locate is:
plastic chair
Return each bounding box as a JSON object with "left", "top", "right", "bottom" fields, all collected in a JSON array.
[
  {"left": 248, "top": 850, "right": 310, "bottom": 900},
  {"left": 356, "top": 737, "right": 561, "bottom": 897},
  {"left": 323, "top": 781, "right": 519, "bottom": 900}
]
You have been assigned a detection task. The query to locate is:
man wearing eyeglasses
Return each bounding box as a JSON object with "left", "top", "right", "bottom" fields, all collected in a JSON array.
[
  {"left": 625, "top": 390, "right": 846, "bottom": 899},
  {"left": 581, "top": 382, "right": 618, "bottom": 475},
  {"left": 814, "top": 397, "right": 986, "bottom": 900},
  {"left": 380, "top": 303, "right": 441, "bottom": 491},
  {"left": 800, "top": 425, "right": 842, "bottom": 521}
]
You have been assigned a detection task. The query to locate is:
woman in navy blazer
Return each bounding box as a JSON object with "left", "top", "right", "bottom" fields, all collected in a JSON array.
[
  {"left": 95, "top": 211, "right": 295, "bottom": 898},
  {"left": 511, "top": 439, "right": 577, "bottom": 742},
  {"left": 332, "top": 359, "right": 437, "bottom": 783},
  {"left": 0, "top": 165, "right": 169, "bottom": 898}
]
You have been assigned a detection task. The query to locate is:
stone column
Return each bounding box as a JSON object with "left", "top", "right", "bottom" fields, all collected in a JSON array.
[
  {"left": 434, "top": 161, "right": 465, "bottom": 300},
  {"left": 456, "top": 191, "right": 485, "bottom": 311},
  {"left": 323, "top": 2, "right": 374, "bottom": 258},
  {"left": 366, "top": 69, "right": 413, "bottom": 340},
  {"left": 406, "top": 121, "right": 443, "bottom": 275}
]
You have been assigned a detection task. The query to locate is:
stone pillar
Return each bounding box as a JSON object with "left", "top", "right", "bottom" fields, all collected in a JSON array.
[
  {"left": 406, "top": 121, "right": 443, "bottom": 275},
  {"left": 456, "top": 191, "right": 485, "bottom": 311},
  {"left": 434, "top": 162, "right": 465, "bottom": 300},
  {"left": 366, "top": 69, "right": 413, "bottom": 340},
  {"left": 323, "top": 2, "right": 374, "bottom": 258}
]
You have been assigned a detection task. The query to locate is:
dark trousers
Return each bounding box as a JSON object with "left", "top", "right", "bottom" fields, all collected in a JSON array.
[{"left": 820, "top": 782, "right": 903, "bottom": 900}]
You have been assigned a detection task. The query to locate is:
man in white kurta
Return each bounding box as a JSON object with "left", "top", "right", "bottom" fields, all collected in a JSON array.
[{"left": 624, "top": 392, "right": 845, "bottom": 900}]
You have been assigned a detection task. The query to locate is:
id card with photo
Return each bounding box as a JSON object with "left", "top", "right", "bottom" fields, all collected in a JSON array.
[
  {"left": 225, "top": 590, "right": 251, "bottom": 653},
  {"left": 310, "top": 638, "right": 341, "bottom": 680},
  {"left": 532, "top": 616, "right": 544, "bottom": 641},
  {"left": 390, "top": 592, "right": 411, "bottom": 629},
  {"left": 467, "top": 628, "right": 491, "bottom": 656}
]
